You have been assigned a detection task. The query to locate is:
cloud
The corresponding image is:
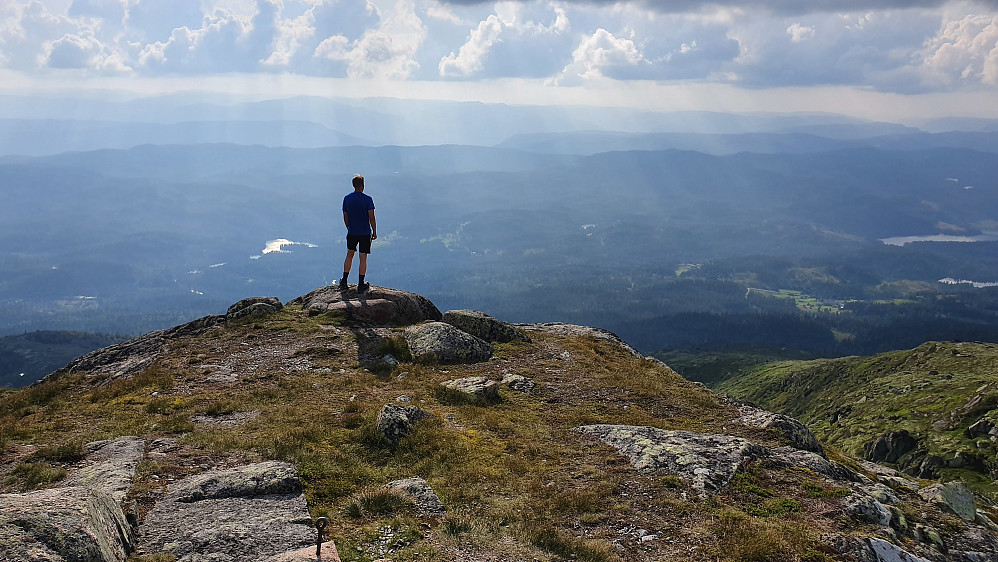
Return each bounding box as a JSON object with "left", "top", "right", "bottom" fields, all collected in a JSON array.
[
  {"left": 68, "top": 0, "right": 125, "bottom": 23},
  {"left": 43, "top": 30, "right": 130, "bottom": 72},
  {"left": 1, "top": 0, "right": 79, "bottom": 70},
  {"left": 437, "top": 2, "right": 571, "bottom": 79},
  {"left": 437, "top": 0, "right": 998, "bottom": 16},
  {"left": 552, "top": 27, "right": 646, "bottom": 84},
  {"left": 438, "top": 13, "right": 502, "bottom": 76},
  {"left": 137, "top": 1, "right": 278, "bottom": 74},
  {"left": 314, "top": 0, "right": 425, "bottom": 79},
  {"left": 918, "top": 13, "right": 998, "bottom": 87},
  {"left": 125, "top": 0, "right": 203, "bottom": 43},
  {"left": 427, "top": 3, "right": 464, "bottom": 24},
  {"left": 261, "top": 8, "right": 315, "bottom": 66},
  {"left": 718, "top": 9, "right": 947, "bottom": 90},
  {"left": 786, "top": 22, "right": 814, "bottom": 42}
]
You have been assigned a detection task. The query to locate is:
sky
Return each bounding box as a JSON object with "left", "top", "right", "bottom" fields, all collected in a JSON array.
[{"left": 1, "top": 0, "right": 997, "bottom": 119}]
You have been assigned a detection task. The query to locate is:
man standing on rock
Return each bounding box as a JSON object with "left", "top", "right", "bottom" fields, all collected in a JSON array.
[{"left": 340, "top": 174, "right": 377, "bottom": 293}]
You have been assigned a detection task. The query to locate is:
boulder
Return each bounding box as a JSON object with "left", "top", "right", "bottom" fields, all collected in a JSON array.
[
  {"left": 573, "top": 425, "right": 766, "bottom": 497},
  {"left": 0, "top": 486, "right": 133, "bottom": 562},
  {"left": 53, "top": 314, "right": 225, "bottom": 382},
  {"left": 864, "top": 430, "right": 919, "bottom": 464},
  {"left": 290, "top": 286, "right": 441, "bottom": 326},
  {"left": 226, "top": 297, "right": 284, "bottom": 321},
  {"left": 735, "top": 403, "right": 825, "bottom": 456},
  {"left": 440, "top": 376, "right": 500, "bottom": 403},
  {"left": 137, "top": 461, "right": 314, "bottom": 560},
  {"left": 442, "top": 310, "right": 529, "bottom": 343},
  {"left": 376, "top": 404, "right": 431, "bottom": 445},
  {"left": 844, "top": 495, "right": 892, "bottom": 526},
  {"left": 918, "top": 480, "right": 977, "bottom": 521},
  {"left": 824, "top": 534, "right": 878, "bottom": 562},
  {"left": 386, "top": 477, "right": 445, "bottom": 514},
  {"left": 515, "top": 322, "right": 642, "bottom": 357},
  {"left": 501, "top": 373, "right": 536, "bottom": 393},
  {"left": 63, "top": 435, "right": 145, "bottom": 502},
  {"left": 404, "top": 322, "right": 493, "bottom": 364},
  {"left": 868, "top": 538, "right": 931, "bottom": 562},
  {"left": 574, "top": 425, "right": 861, "bottom": 498},
  {"left": 765, "top": 446, "right": 859, "bottom": 482}
]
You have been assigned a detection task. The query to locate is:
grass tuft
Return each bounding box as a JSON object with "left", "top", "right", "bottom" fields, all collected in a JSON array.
[
  {"left": 529, "top": 526, "right": 620, "bottom": 562},
  {"left": 344, "top": 488, "right": 415, "bottom": 518},
  {"left": 6, "top": 462, "right": 68, "bottom": 490}
]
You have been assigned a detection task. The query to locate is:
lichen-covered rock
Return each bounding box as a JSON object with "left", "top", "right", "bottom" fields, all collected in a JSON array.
[
  {"left": 290, "top": 286, "right": 441, "bottom": 326},
  {"left": 226, "top": 297, "right": 284, "bottom": 321},
  {"left": 919, "top": 480, "right": 977, "bottom": 521},
  {"left": 386, "top": 477, "right": 445, "bottom": 514},
  {"left": 137, "top": 461, "right": 313, "bottom": 561},
  {"left": 167, "top": 460, "right": 303, "bottom": 503},
  {"left": 376, "top": 403, "right": 431, "bottom": 445},
  {"left": 574, "top": 425, "right": 860, "bottom": 498},
  {"left": 844, "top": 495, "right": 892, "bottom": 526},
  {"left": 0, "top": 486, "right": 133, "bottom": 562},
  {"left": 823, "top": 534, "right": 878, "bottom": 562},
  {"left": 440, "top": 376, "right": 499, "bottom": 403},
  {"left": 517, "top": 322, "right": 642, "bottom": 357},
  {"left": 63, "top": 435, "right": 145, "bottom": 501},
  {"left": 735, "top": 403, "right": 825, "bottom": 456},
  {"left": 442, "top": 310, "right": 529, "bottom": 343},
  {"left": 52, "top": 314, "right": 225, "bottom": 382},
  {"left": 501, "top": 373, "right": 536, "bottom": 393},
  {"left": 573, "top": 425, "right": 766, "bottom": 496},
  {"left": 765, "top": 446, "right": 859, "bottom": 482},
  {"left": 404, "top": 322, "right": 493, "bottom": 364},
  {"left": 868, "top": 537, "right": 930, "bottom": 562}
]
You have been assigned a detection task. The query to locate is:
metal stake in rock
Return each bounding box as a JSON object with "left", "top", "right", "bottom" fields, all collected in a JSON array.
[{"left": 315, "top": 517, "right": 329, "bottom": 560}]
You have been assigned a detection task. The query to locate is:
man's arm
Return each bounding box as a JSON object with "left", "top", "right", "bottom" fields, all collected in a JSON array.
[
  {"left": 343, "top": 211, "right": 349, "bottom": 228},
  {"left": 369, "top": 210, "right": 377, "bottom": 240}
]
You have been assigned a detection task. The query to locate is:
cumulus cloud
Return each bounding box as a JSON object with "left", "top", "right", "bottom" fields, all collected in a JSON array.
[
  {"left": 0, "top": 0, "right": 996, "bottom": 97},
  {"left": 314, "top": 0, "right": 425, "bottom": 79},
  {"left": 43, "top": 31, "right": 130, "bottom": 72},
  {"left": 137, "top": 1, "right": 278, "bottom": 74},
  {"left": 438, "top": 14, "right": 502, "bottom": 76},
  {"left": 438, "top": 0, "right": 998, "bottom": 16},
  {"left": 437, "top": 2, "right": 570, "bottom": 78},
  {"left": 551, "top": 27, "right": 645, "bottom": 84},
  {"left": 918, "top": 14, "right": 998, "bottom": 87},
  {"left": 261, "top": 8, "right": 315, "bottom": 67},
  {"left": 124, "top": 0, "right": 203, "bottom": 43},
  {"left": 427, "top": 3, "right": 464, "bottom": 24}
]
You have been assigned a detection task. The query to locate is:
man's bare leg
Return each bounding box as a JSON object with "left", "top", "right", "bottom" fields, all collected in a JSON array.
[{"left": 340, "top": 250, "right": 355, "bottom": 289}]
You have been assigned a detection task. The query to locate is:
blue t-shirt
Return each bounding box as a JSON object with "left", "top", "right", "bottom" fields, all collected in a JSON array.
[{"left": 342, "top": 191, "right": 375, "bottom": 236}]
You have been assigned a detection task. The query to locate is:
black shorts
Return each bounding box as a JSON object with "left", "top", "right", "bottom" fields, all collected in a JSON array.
[{"left": 346, "top": 234, "right": 372, "bottom": 254}]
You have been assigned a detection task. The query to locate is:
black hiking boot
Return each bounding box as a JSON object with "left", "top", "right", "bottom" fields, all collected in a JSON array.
[
  {"left": 338, "top": 277, "right": 348, "bottom": 291},
  {"left": 357, "top": 281, "right": 369, "bottom": 294}
]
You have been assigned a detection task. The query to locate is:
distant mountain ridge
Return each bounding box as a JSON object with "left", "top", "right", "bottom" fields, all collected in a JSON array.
[
  {"left": 5, "top": 93, "right": 986, "bottom": 153},
  {"left": 497, "top": 129, "right": 998, "bottom": 155}
]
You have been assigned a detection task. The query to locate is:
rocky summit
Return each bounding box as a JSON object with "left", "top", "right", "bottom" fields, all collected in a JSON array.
[{"left": 1, "top": 285, "right": 997, "bottom": 561}]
